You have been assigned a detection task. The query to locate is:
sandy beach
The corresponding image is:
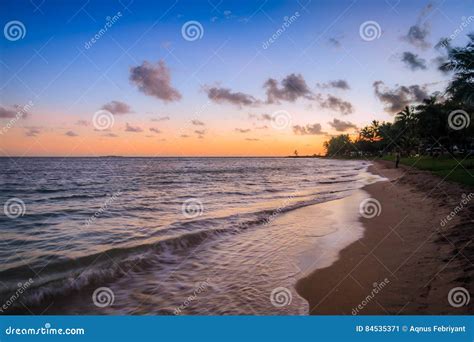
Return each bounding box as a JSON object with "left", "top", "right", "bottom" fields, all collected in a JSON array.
[{"left": 296, "top": 160, "right": 473, "bottom": 315}]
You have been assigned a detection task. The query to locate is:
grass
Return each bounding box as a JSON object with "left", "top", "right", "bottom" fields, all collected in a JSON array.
[{"left": 381, "top": 155, "right": 474, "bottom": 187}]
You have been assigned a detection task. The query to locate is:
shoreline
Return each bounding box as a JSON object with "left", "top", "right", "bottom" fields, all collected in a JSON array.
[{"left": 296, "top": 160, "right": 473, "bottom": 315}]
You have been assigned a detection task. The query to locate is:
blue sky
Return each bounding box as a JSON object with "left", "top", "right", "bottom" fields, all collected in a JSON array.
[{"left": 0, "top": 0, "right": 472, "bottom": 156}]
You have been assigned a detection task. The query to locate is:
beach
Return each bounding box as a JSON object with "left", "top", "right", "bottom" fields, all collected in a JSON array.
[{"left": 296, "top": 160, "right": 473, "bottom": 315}]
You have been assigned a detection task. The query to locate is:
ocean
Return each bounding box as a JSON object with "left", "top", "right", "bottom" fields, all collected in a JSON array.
[{"left": 0, "top": 157, "right": 382, "bottom": 314}]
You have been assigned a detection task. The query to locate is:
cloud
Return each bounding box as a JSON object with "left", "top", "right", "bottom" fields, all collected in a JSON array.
[
  {"left": 205, "top": 86, "right": 259, "bottom": 107},
  {"left": 129, "top": 60, "right": 182, "bottom": 102},
  {"left": 401, "top": 52, "right": 427, "bottom": 70},
  {"left": 316, "top": 94, "right": 353, "bottom": 115},
  {"left": 249, "top": 113, "right": 272, "bottom": 121},
  {"left": 403, "top": 24, "right": 430, "bottom": 49},
  {"left": 328, "top": 118, "right": 358, "bottom": 132},
  {"left": 191, "top": 119, "right": 205, "bottom": 126},
  {"left": 125, "top": 123, "right": 143, "bottom": 132},
  {"left": 65, "top": 130, "right": 78, "bottom": 137},
  {"left": 373, "top": 81, "right": 429, "bottom": 114},
  {"left": 25, "top": 127, "right": 40, "bottom": 137},
  {"left": 264, "top": 73, "right": 314, "bottom": 104},
  {"left": 401, "top": 4, "right": 433, "bottom": 49},
  {"left": 103, "top": 133, "right": 118, "bottom": 138},
  {"left": 0, "top": 106, "right": 19, "bottom": 119},
  {"left": 180, "top": 134, "right": 190, "bottom": 138},
  {"left": 256, "top": 125, "right": 268, "bottom": 129},
  {"left": 76, "top": 120, "right": 89, "bottom": 126},
  {"left": 151, "top": 116, "right": 170, "bottom": 122},
  {"left": 317, "top": 79, "right": 350, "bottom": 90},
  {"left": 292, "top": 123, "right": 327, "bottom": 135},
  {"left": 150, "top": 127, "right": 161, "bottom": 134},
  {"left": 245, "top": 138, "right": 260, "bottom": 141},
  {"left": 101, "top": 101, "right": 133, "bottom": 115},
  {"left": 328, "top": 37, "right": 341, "bottom": 48},
  {"left": 194, "top": 129, "right": 205, "bottom": 135},
  {"left": 235, "top": 128, "right": 251, "bottom": 133}
]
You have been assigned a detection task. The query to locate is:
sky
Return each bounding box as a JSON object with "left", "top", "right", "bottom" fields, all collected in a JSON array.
[{"left": 0, "top": 0, "right": 472, "bottom": 156}]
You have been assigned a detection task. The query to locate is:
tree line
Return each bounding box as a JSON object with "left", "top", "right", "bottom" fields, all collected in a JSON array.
[{"left": 324, "top": 34, "right": 473, "bottom": 158}]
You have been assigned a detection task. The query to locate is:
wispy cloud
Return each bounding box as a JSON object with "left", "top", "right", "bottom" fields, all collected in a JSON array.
[
  {"left": 264, "top": 73, "right": 314, "bottom": 104},
  {"left": 401, "top": 51, "right": 427, "bottom": 70},
  {"left": 328, "top": 118, "right": 357, "bottom": 132},
  {"left": 316, "top": 94, "right": 353, "bottom": 115},
  {"left": 293, "top": 123, "right": 327, "bottom": 135},
  {"left": 317, "top": 79, "right": 350, "bottom": 90},
  {"left": 191, "top": 119, "right": 205, "bottom": 126},
  {"left": 25, "top": 127, "right": 40, "bottom": 137},
  {"left": 205, "top": 86, "right": 259, "bottom": 107},
  {"left": 373, "top": 81, "right": 429, "bottom": 114},
  {"left": 130, "top": 60, "right": 182, "bottom": 102},
  {"left": 150, "top": 127, "right": 161, "bottom": 133},
  {"left": 76, "top": 120, "right": 89, "bottom": 126},
  {"left": 65, "top": 130, "right": 78, "bottom": 137},
  {"left": 235, "top": 128, "right": 251, "bottom": 133},
  {"left": 151, "top": 116, "right": 170, "bottom": 122},
  {"left": 101, "top": 100, "right": 133, "bottom": 115},
  {"left": 125, "top": 123, "right": 143, "bottom": 132}
]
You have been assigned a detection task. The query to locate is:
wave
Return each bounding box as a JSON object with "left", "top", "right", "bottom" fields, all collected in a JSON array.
[{"left": 0, "top": 187, "right": 355, "bottom": 307}]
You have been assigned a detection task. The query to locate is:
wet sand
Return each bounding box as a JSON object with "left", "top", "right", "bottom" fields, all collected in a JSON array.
[{"left": 296, "top": 160, "right": 474, "bottom": 315}]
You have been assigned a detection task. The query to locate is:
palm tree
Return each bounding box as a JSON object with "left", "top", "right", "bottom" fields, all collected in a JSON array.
[{"left": 441, "top": 33, "right": 474, "bottom": 106}]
